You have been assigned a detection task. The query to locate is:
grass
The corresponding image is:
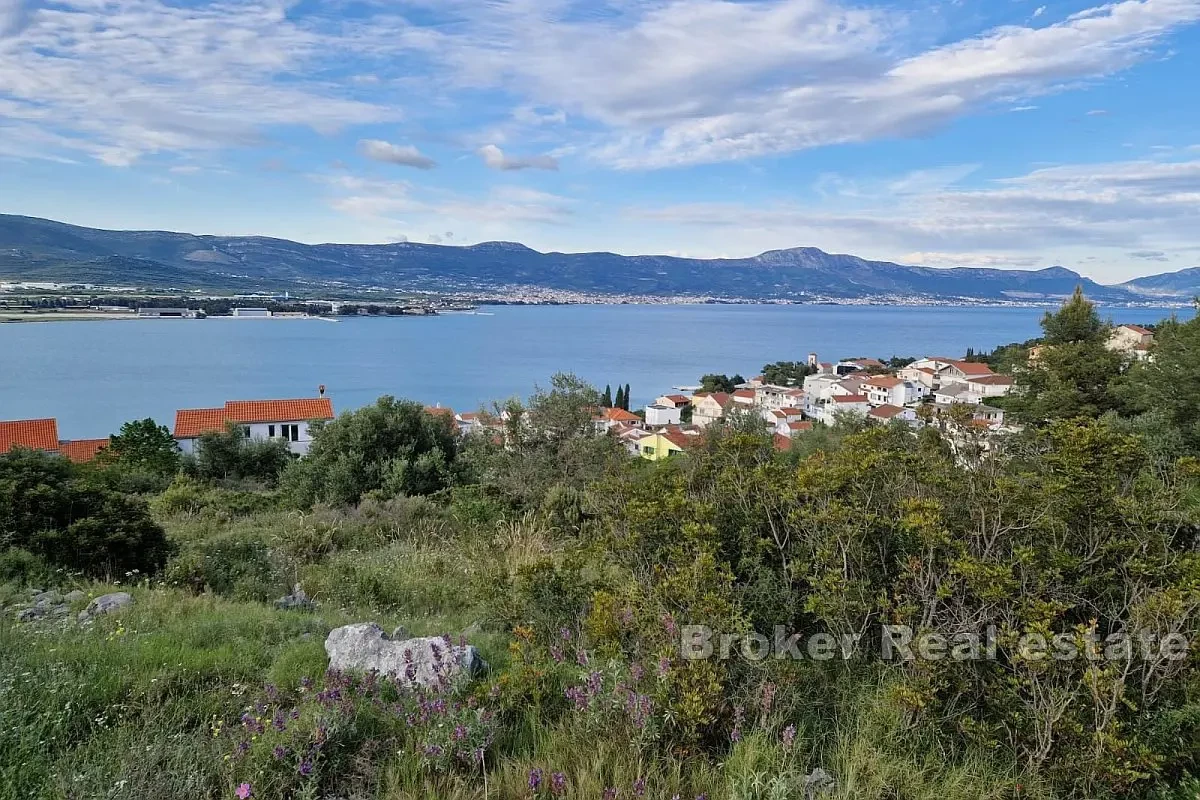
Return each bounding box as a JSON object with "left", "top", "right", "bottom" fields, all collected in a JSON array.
[{"left": 0, "top": 504, "right": 1048, "bottom": 800}]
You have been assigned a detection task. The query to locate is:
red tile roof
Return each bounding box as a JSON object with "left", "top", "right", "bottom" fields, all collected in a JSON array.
[
  {"left": 700, "top": 392, "right": 732, "bottom": 408},
  {"left": 1120, "top": 324, "right": 1153, "bottom": 335},
  {"left": 608, "top": 407, "right": 642, "bottom": 422},
  {"left": 832, "top": 394, "right": 869, "bottom": 404},
  {"left": 174, "top": 398, "right": 334, "bottom": 438},
  {"left": 58, "top": 438, "right": 110, "bottom": 463},
  {"left": 226, "top": 399, "right": 334, "bottom": 424},
  {"left": 788, "top": 421, "right": 814, "bottom": 431},
  {"left": 733, "top": 389, "right": 756, "bottom": 399},
  {"left": 968, "top": 374, "right": 1014, "bottom": 386},
  {"left": 173, "top": 408, "right": 229, "bottom": 438},
  {"left": 773, "top": 433, "right": 794, "bottom": 452},
  {"left": 0, "top": 418, "right": 60, "bottom": 454},
  {"left": 661, "top": 429, "right": 698, "bottom": 450},
  {"left": 865, "top": 376, "right": 903, "bottom": 388},
  {"left": 868, "top": 404, "right": 906, "bottom": 419}
]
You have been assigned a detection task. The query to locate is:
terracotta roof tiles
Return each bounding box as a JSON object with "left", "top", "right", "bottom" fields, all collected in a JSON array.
[{"left": 0, "top": 418, "right": 60, "bottom": 454}]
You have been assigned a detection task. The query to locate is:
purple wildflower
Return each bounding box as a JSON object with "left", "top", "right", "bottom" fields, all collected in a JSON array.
[
  {"left": 528, "top": 768, "right": 544, "bottom": 791},
  {"left": 551, "top": 772, "right": 567, "bottom": 796},
  {"left": 272, "top": 746, "right": 288, "bottom": 761},
  {"left": 633, "top": 776, "right": 647, "bottom": 796},
  {"left": 298, "top": 760, "right": 313, "bottom": 777},
  {"left": 657, "top": 657, "right": 671, "bottom": 677},
  {"left": 662, "top": 613, "right": 677, "bottom": 637},
  {"left": 235, "top": 783, "right": 253, "bottom": 799},
  {"left": 781, "top": 724, "right": 797, "bottom": 749},
  {"left": 602, "top": 789, "right": 619, "bottom": 800},
  {"left": 731, "top": 705, "right": 744, "bottom": 743},
  {"left": 575, "top": 648, "right": 590, "bottom": 667}
]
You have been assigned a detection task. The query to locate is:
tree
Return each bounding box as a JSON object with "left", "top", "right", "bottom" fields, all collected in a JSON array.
[
  {"left": 761, "top": 361, "right": 814, "bottom": 386},
  {"left": 699, "top": 374, "right": 742, "bottom": 394},
  {"left": 1008, "top": 288, "right": 1126, "bottom": 423},
  {"left": 0, "top": 448, "right": 170, "bottom": 577},
  {"left": 190, "top": 425, "right": 292, "bottom": 484},
  {"left": 102, "top": 418, "right": 180, "bottom": 477},
  {"left": 614, "top": 385, "right": 625, "bottom": 411},
  {"left": 622, "top": 383, "right": 632, "bottom": 411},
  {"left": 1117, "top": 304, "right": 1200, "bottom": 451},
  {"left": 282, "top": 396, "right": 458, "bottom": 507},
  {"left": 602, "top": 384, "right": 613, "bottom": 408}
]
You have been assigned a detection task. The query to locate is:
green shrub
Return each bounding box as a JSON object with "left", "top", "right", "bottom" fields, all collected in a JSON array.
[
  {"left": 0, "top": 448, "right": 171, "bottom": 578},
  {"left": 162, "top": 529, "right": 288, "bottom": 600}
]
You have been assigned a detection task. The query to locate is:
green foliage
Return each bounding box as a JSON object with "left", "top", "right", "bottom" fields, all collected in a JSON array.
[
  {"left": 282, "top": 396, "right": 458, "bottom": 507},
  {"left": 1009, "top": 288, "right": 1128, "bottom": 423},
  {"left": 0, "top": 448, "right": 170, "bottom": 578},
  {"left": 102, "top": 417, "right": 181, "bottom": 478},
  {"left": 700, "top": 373, "right": 745, "bottom": 393},
  {"left": 189, "top": 425, "right": 293, "bottom": 484},
  {"left": 760, "top": 360, "right": 815, "bottom": 386},
  {"left": 1118, "top": 305, "right": 1200, "bottom": 450}
]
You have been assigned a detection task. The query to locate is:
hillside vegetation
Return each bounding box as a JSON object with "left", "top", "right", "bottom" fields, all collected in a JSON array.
[{"left": 2, "top": 296, "right": 1200, "bottom": 800}]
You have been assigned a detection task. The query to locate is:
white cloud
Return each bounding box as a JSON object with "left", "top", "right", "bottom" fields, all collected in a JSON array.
[
  {"left": 628, "top": 157, "right": 1200, "bottom": 279},
  {"left": 0, "top": 0, "right": 396, "bottom": 164},
  {"left": 358, "top": 139, "right": 437, "bottom": 169},
  {"left": 1033, "top": 5, "right": 1047, "bottom": 18},
  {"left": 903, "top": 252, "right": 1044, "bottom": 267},
  {"left": 421, "top": 0, "right": 1200, "bottom": 167},
  {"left": 0, "top": 0, "right": 29, "bottom": 37},
  {"left": 478, "top": 144, "right": 558, "bottom": 171}
]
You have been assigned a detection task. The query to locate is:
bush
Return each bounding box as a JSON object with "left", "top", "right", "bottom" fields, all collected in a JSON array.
[{"left": 0, "top": 448, "right": 171, "bottom": 578}]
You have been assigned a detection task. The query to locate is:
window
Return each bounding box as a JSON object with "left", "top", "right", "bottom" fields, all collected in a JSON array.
[
  {"left": 282, "top": 424, "right": 299, "bottom": 442},
  {"left": 268, "top": 425, "right": 275, "bottom": 437},
  {"left": 241, "top": 426, "right": 251, "bottom": 438},
  {"left": 644, "top": 446, "right": 656, "bottom": 455}
]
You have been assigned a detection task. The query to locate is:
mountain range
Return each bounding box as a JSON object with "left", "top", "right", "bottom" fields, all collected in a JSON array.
[{"left": 1, "top": 214, "right": 1196, "bottom": 303}]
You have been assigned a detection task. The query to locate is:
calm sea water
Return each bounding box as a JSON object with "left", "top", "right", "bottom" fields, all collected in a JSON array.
[{"left": 1, "top": 304, "right": 1191, "bottom": 439}]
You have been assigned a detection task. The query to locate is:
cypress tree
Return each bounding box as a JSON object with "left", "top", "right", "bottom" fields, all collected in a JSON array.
[
  {"left": 614, "top": 385, "right": 625, "bottom": 410},
  {"left": 623, "top": 383, "right": 632, "bottom": 411},
  {"left": 602, "top": 384, "right": 613, "bottom": 408}
]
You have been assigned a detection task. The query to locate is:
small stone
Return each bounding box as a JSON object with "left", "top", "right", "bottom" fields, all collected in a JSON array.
[
  {"left": 274, "top": 584, "right": 315, "bottom": 611},
  {"left": 803, "top": 767, "right": 836, "bottom": 799}
]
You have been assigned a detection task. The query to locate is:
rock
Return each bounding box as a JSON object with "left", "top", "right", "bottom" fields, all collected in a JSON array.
[
  {"left": 16, "top": 606, "right": 50, "bottom": 623},
  {"left": 27, "top": 588, "right": 44, "bottom": 597},
  {"left": 65, "top": 590, "right": 86, "bottom": 603},
  {"left": 325, "top": 623, "right": 487, "bottom": 689},
  {"left": 32, "top": 590, "right": 62, "bottom": 605},
  {"left": 803, "top": 767, "right": 836, "bottom": 799},
  {"left": 274, "top": 584, "right": 315, "bottom": 611},
  {"left": 78, "top": 592, "right": 133, "bottom": 622},
  {"left": 391, "top": 625, "right": 410, "bottom": 640}
]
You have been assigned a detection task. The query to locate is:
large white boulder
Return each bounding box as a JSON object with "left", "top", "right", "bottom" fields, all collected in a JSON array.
[{"left": 324, "top": 623, "right": 487, "bottom": 689}]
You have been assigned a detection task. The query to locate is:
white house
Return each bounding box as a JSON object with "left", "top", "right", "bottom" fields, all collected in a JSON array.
[
  {"left": 692, "top": 393, "right": 733, "bottom": 427},
  {"left": 232, "top": 307, "right": 271, "bottom": 317},
  {"left": 645, "top": 403, "right": 683, "bottom": 427},
  {"left": 938, "top": 360, "right": 995, "bottom": 387},
  {"left": 933, "top": 384, "right": 972, "bottom": 406},
  {"left": 964, "top": 374, "right": 1015, "bottom": 399},
  {"left": 815, "top": 394, "right": 871, "bottom": 424},
  {"left": 655, "top": 394, "right": 692, "bottom": 409},
  {"left": 863, "top": 376, "right": 927, "bottom": 407},
  {"left": 174, "top": 398, "right": 334, "bottom": 455}
]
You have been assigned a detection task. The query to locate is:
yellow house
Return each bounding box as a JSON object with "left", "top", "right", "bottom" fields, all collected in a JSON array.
[{"left": 637, "top": 429, "right": 696, "bottom": 461}]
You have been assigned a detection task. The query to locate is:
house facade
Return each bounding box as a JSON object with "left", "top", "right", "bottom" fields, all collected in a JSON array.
[{"left": 174, "top": 398, "right": 335, "bottom": 455}]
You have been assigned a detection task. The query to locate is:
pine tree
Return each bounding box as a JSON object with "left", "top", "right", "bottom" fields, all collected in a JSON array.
[
  {"left": 614, "top": 385, "right": 625, "bottom": 410},
  {"left": 602, "top": 385, "right": 613, "bottom": 408},
  {"left": 622, "top": 383, "right": 631, "bottom": 411}
]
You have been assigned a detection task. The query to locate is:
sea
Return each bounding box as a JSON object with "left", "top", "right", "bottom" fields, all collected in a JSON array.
[{"left": 1, "top": 304, "right": 1192, "bottom": 439}]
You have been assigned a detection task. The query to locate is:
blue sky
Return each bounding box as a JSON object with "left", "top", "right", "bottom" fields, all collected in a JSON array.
[{"left": 1, "top": 0, "right": 1199, "bottom": 282}]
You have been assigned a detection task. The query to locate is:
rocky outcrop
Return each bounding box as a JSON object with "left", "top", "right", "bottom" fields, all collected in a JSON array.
[
  {"left": 78, "top": 592, "right": 133, "bottom": 622},
  {"left": 803, "top": 767, "right": 836, "bottom": 799},
  {"left": 324, "top": 623, "right": 487, "bottom": 689}
]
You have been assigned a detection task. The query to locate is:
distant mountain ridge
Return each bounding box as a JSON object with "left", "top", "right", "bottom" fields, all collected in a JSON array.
[{"left": 0, "top": 213, "right": 1188, "bottom": 303}]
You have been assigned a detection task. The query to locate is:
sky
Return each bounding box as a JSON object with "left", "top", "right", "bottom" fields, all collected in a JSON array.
[{"left": 1, "top": 0, "right": 1199, "bottom": 283}]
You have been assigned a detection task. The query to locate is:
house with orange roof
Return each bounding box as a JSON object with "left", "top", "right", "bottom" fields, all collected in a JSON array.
[
  {"left": 173, "top": 397, "right": 334, "bottom": 455},
  {"left": 868, "top": 404, "right": 918, "bottom": 426},
  {"left": 58, "top": 438, "right": 111, "bottom": 463},
  {"left": 939, "top": 360, "right": 995, "bottom": 387},
  {"left": 813, "top": 394, "right": 871, "bottom": 424},
  {"left": 636, "top": 426, "right": 701, "bottom": 461},
  {"left": 1, "top": 418, "right": 111, "bottom": 463},
  {"left": 0, "top": 418, "right": 61, "bottom": 455},
  {"left": 655, "top": 394, "right": 692, "bottom": 409}
]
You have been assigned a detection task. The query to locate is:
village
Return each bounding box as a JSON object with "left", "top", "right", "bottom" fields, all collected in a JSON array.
[{"left": 0, "top": 324, "right": 1157, "bottom": 464}]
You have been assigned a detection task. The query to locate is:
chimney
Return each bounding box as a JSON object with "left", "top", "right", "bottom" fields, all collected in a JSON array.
[{"left": 318, "top": 384, "right": 326, "bottom": 397}]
